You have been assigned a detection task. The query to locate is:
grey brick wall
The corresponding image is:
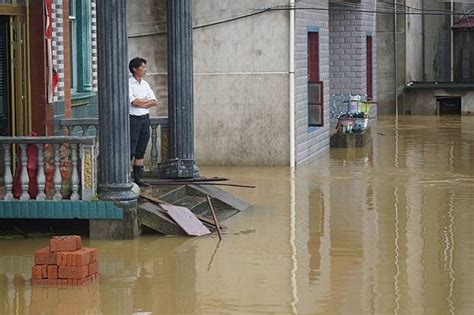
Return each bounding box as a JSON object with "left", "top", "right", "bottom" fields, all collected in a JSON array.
[
  {"left": 329, "top": 0, "right": 377, "bottom": 104},
  {"left": 295, "top": 0, "right": 331, "bottom": 164}
]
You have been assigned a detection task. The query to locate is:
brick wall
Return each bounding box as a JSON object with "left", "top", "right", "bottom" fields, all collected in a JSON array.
[
  {"left": 329, "top": 0, "right": 377, "bottom": 103},
  {"left": 295, "top": 0, "right": 331, "bottom": 164}
]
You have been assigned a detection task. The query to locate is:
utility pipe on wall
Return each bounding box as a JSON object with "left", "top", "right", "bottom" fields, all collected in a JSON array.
[
  {"left": 394, "top": 0, "right": 399, "bottom": 117},
  {"left": 450, "top": 0, "right": 454, "bottom": 81},
  {"left": 422, "top": 0, "right": 425, "bottom": 80},
  {"left": 289, "top": 0, "right": 296, "bottom": 168}
]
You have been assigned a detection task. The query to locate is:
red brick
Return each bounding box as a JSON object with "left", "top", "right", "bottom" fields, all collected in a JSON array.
[
  {"left": 57, "top": 252, "right": 67, "bottom": 266},
  {"left": 72, "top": 251, "right": 78, "bottom": 266},
  {"left": 75, "top": 248, "right": 93, "bottom": 266},
  {"left": 89, "top": 261, "right": 99, "bottom": 275},
  {"left": 58, "top": 265, "right": 89, "bottom": 279},
  {"left": 49, "top": 237, "right": 61, "bottom": 252},
  {"left": 75, "top": 236, "right": 82, "bottom": 249},
  {"left": 35, "top": 247, "right": 58, "bottom": 265},
  {"left": 32, "top": 279, "right": 46, "bottom": 286},
  {"left": 66, "top": 252, "right": 73, "bottom": 266},
  {"left": 41, "top": 265, "right": 48, "bottom": 278},
  {"left": 67, "top": 279, "right": 73, "bottom": 286},
  {"left": 47, "top": 279, "right": 57, "bottom": 286},
  {"left": 49, "top": 235, "right": 82, "bottom": 252},
  {"left": 48, "top": 252, "right": 57, "bottom": 265},
  {"left": 34, "top": 248, "right": 49, "bottom": 265},
  {"left": 47, "top": 265, "right": 58, "bottom": 279},
  {"left": 31, "top": 265, "right": 43, "bottom": 279}
]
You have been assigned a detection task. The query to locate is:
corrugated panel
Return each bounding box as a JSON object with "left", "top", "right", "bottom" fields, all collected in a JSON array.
[{"left": 0, "top": 201, "right": 123, "bottom": 219}]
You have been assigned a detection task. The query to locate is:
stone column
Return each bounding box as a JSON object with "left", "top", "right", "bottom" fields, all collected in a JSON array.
[
  {"left": 91, "top": 0, "right": 139, "bottom": 239},
  {"left": 165, "top": 0, "right": 198, "bottom": 176}
]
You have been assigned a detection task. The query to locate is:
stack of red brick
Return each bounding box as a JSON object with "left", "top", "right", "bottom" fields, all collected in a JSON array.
[{"left": 31, "top": 236, "right": 99, "bottom": 286}]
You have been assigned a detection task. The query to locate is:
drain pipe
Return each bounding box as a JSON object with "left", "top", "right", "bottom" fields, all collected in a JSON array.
[
  {"left": 289, "top": 0, "right": 296, "bottom": 168},
  {"left": 450, "top": 0, "right": 454, "bottom": 81},
  {"left": 422, "top": 0, "right": 426, "bottom": 80},
  {"left": 394, "top": 0, "right": 399, "bottom": 118}
]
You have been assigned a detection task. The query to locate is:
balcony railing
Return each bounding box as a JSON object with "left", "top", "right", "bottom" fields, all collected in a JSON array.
[
  {"left": 61, "top": 117, "right": 169, "bottom": 171},
  {"left": 0, "top": 136, "right": 97, "bottom": 201}
]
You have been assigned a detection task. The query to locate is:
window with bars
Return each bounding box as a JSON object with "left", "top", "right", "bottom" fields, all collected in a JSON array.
[{"left": 308, "top": 30, "right": 324, "bottom": 127}]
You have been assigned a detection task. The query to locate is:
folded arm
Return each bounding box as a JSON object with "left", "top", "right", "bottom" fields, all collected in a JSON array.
[{"left": 131, "top": 98, "right": 157, "bottom": 108}]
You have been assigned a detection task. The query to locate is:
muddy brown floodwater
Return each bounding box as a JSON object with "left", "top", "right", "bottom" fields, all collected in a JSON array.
[{"left": 0, "top": 116, "right": 473, "bottom": 314}]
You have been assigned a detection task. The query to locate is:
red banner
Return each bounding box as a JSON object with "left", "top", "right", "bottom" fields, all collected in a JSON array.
[{"left": 44, "top": 0, "right": 52, "bottom": 40}]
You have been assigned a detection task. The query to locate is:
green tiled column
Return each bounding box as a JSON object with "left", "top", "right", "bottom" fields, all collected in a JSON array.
[{"left": 76, "top": 0, "right": 92, "bottom": 92}]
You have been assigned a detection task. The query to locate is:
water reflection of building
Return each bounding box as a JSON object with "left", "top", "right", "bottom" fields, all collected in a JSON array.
[{"left": 291, "top": 117, "right": 473, "bottom": 314}]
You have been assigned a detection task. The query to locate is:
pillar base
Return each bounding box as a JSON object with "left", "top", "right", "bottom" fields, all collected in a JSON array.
[
  {"left": 156, "top": 158, "right": 199, "bottom": 179},
  {"left": 89, "top": 199, "right": 140, "bottom": 239}
]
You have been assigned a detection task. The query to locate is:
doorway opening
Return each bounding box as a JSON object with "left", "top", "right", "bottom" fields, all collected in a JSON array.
[{"left": 437, "top": 97, "right": 461, "bottom": 115}]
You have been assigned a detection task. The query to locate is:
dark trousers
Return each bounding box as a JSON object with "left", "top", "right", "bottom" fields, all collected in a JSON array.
[{"left": 130, "top": 114, "right": 150, "bottom": 160}]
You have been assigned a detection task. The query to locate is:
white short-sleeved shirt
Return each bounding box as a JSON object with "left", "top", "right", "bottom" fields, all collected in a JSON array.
[{"left": 129, "top": 76, "right": 157, "bottom": 116}]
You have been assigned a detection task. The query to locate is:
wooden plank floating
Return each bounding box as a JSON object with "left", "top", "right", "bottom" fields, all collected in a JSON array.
[
  {"left": 139, "top": 192, "right": 228, "bottom": 230},
  {"left": 138, "top": 202, "right": 186, "bottom": 235},
  {"left": 137, "top": 183, "right": 250, "bottom": 236},
  {"left": 160, "top": 204, "right": 211, "bottom": 237}
]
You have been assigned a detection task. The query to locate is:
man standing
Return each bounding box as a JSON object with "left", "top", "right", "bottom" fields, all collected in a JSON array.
[{"left": 128, "top": 57, "right": 157, "bottom": 186}]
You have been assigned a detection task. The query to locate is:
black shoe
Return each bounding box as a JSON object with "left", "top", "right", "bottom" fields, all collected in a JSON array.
[{"left": 133, "top": 166, "right": 150, "bottom": 187}]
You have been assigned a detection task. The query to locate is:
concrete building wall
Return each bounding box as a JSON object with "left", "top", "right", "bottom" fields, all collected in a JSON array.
[
  {"left": 405, "top": 0, "right": 424, "bottom": 82},
  {"left": 423, "top": 1, "right": 451, "bottom": 81},
  {"left": 127, "top": 0, "right": 337, "bottom": 166},
  {"left": 295, "top": 0, "right": 331, "bottom": 164},
  {"left": 193, "top": 0, "right": 290, "bottom": 166},
  {"left": 376, "top": 0, "right": 406, "bottom": 115},
  {"left": 127, "top": 0, "right": 168, "bottom": 117},
  {"left": 127, "top": 0, "right": 291, "bottom": 166},
  {"left": 403, "top": 89, "right": 474, "bottom": 115}
]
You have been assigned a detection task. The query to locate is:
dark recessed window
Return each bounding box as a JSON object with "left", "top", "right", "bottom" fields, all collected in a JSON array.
[{"left": 308, "top": 31, "right": 323, "bottom": 127}]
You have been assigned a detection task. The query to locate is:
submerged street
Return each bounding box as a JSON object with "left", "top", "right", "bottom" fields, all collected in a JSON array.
[{"left": 1, "top": 116, "right": 473, "bottom": 314}]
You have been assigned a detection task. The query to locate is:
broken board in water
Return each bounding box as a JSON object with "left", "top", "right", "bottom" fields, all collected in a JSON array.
[{"left": 160, "top": 204, "right": 211, "bottom": 236}]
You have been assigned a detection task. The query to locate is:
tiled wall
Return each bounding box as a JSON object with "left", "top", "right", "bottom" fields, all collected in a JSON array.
[
  {"left": 329, "top": 0, "right": 377, "bottom": 101},
  {"left": 295, "top": 0, "right": 331, "bottom": 164}
]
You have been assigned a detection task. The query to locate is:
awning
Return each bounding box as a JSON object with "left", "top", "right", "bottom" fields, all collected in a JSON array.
[{"left": 452, "top": 16, "right": 474, "bottom": 31}]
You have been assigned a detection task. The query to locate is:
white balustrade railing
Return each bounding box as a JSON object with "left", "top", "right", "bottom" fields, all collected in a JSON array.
[
  {"left": 0, "top": 136, "right": 97, "bottom": 201},
  {"left": 61, "top": 117, "right": 169, "bottom": 171}
]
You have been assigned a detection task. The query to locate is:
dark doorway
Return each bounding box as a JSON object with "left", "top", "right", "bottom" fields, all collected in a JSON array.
[{"left": 438, "top": 97, "right": 461, "bottom": 115}]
